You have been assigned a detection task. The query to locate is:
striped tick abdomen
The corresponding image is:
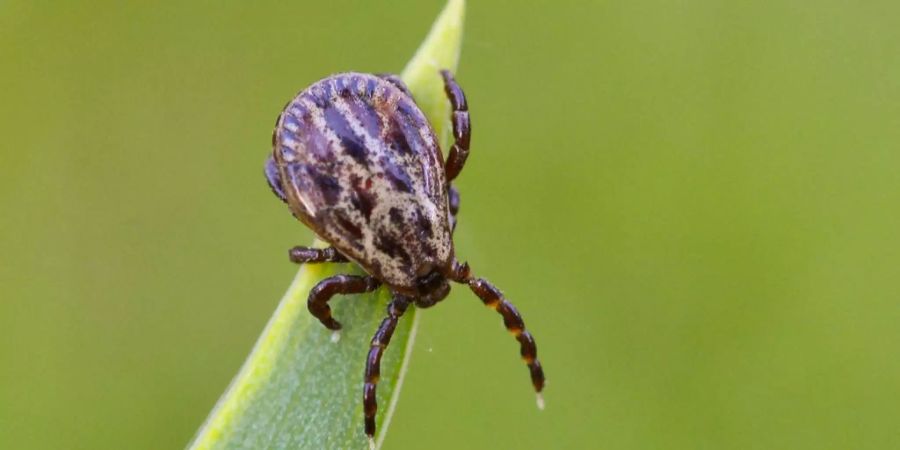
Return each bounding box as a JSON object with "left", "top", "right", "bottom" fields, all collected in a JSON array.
[{"left": 267, "top": 73, "right": 453, "bottom": 292}]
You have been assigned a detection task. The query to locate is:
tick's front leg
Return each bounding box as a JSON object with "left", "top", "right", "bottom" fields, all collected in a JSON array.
[
  {"left": 363, "top": 293, "right": 411, "bottom": 445},
  {"left": 308, "top": 274, "right": 381, "bottom": 331},
  {"left": 451, "top": 271, "right": 546, "bottom": 408}
]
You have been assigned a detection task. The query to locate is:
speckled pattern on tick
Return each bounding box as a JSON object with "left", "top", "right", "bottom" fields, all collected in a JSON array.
[{"left": 265, "top": 71, "right": 545, "bottom": 442}]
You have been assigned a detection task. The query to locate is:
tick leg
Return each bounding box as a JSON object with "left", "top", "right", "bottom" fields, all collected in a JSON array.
[
  {"left": 466, "top": 277, "right": 546, "bottom": 406},
  {"left": 448, "top": 184, "right": 460, "bottom": 232},
  {"left": 377, "top": 73, "right": 414, "bottom": 98},
  {"left": 308, "top": 275, "right": 381, "bottom": 330},
  {"left": 265, "top": 155, "right": 287, "bottom": 203},
  {"left": 363, "top": 293, "right": 411, "bottom": 441},
  {"left": 440, "top": 70, "right": 471, "bottom": 182},
  {"left": 288, "top": 246, "right": 349, "bottom": 264}
]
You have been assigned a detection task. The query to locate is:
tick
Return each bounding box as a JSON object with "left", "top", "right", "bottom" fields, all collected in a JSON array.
[{"left": 265, "top": 71, "right": 545, "bottom": 443}]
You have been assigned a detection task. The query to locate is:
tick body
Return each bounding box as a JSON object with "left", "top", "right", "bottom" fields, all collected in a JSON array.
[{"left": 265, "top": 71, "right": 545, "bottom": 443}]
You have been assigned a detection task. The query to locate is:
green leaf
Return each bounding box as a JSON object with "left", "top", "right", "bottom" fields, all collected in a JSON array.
[{"left": 187, "top": 1, "right": 465, "bottom": 449}]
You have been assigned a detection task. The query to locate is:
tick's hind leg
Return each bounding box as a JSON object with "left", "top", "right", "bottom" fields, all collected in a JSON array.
[
  {"left": 461, "top": 275, "right": 546, "bottom": 407},
  {"left": 308, "top": 274, "right": 381, "bottom": 331},
  {"left": 449, "top": 184, "right": 460, "bottom": 232},
  {"left": 440, "top": 70, "right": 471, "bottom": 182},
  {"left": 288, "top": 246, "right": 349, "bottom": 264},
  {"left": 377, "top": 73, "right": 413, "bottom": 98},
  {"left": 363, "top": 293, "right": 411, "bottom": 443}
]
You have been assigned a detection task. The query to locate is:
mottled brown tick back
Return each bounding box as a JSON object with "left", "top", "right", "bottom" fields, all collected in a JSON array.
[{"left": 268, "top": 73, "right": 452, "bottom": 292}]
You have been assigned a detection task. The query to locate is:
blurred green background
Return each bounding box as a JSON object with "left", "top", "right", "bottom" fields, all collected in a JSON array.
[{"left": 2, "top": 1, "right": 899, "bottom": 449}]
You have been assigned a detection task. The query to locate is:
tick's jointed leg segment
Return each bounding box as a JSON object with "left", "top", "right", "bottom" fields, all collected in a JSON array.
[
  {"left": 448, "top": 184, "right": 460, "bottom": 232},
  {"left": 308, "top": 275, "right": 380, "bottom": 330},
  {"left": 467, "top": 277, "right": 546, "bottom": 403},
  {"left": 264, "top": 155, "right": 287, "bottom": 203},
  {"left": 288, "top": 246, "right": 349, "bottom": 264},
  {"left": 440, "top": 70, "right": 471, "bottom": 182},
  {"left": 363, "top": 294, "right": 411, "bottom": 440}
]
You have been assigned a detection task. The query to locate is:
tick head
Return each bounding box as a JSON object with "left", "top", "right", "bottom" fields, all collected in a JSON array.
[{"left": 414, "top": 270, "right": 450, "bottom": 308}]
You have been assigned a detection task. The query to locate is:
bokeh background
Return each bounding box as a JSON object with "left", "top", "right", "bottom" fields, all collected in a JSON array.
[{"left": 2, "top": 1, "right": 899, "bottom": 449}]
